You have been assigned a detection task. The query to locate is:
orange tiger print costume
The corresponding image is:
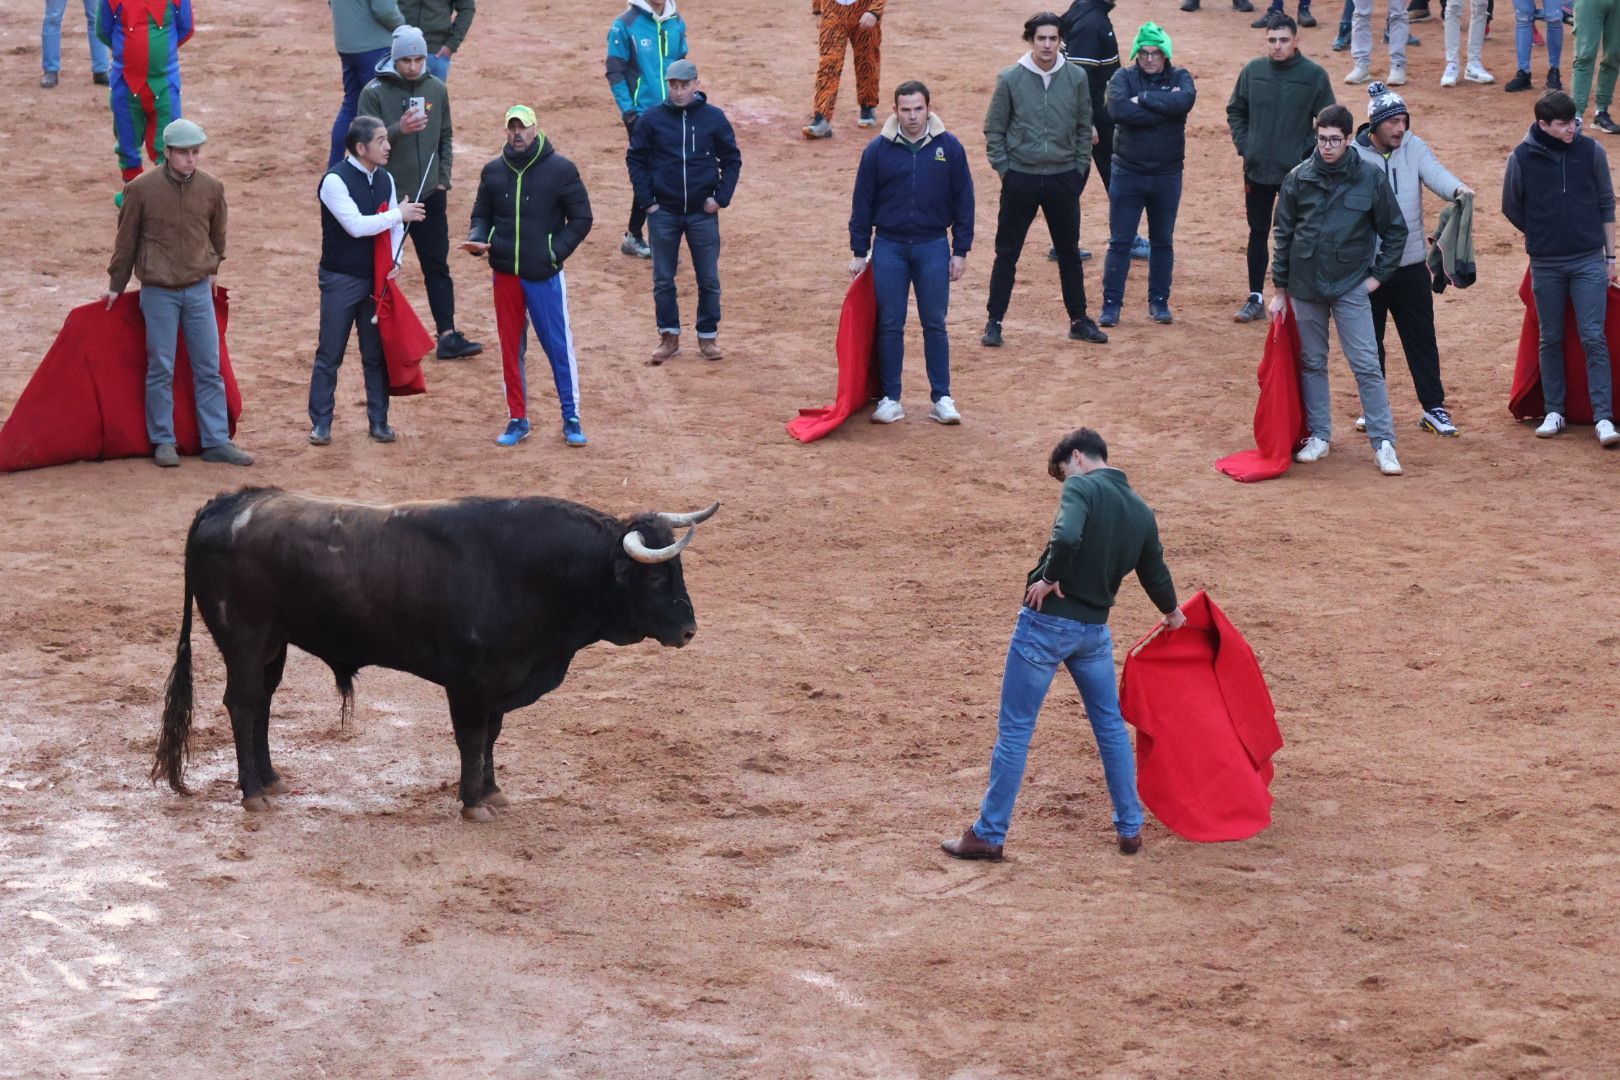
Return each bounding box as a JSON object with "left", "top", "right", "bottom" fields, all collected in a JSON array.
[{"left": 810, "top": 0, "right": 885, "bottom": 120}]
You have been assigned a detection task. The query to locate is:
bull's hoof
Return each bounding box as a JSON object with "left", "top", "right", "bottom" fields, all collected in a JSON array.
[
  {"left": 482, "top": 789, "right": 510, "bottom": 808},
  {"left": 241, "top": 795, "right": 272, "bottom": 812},
  {"left": 263, "top": 777, "right": 291, "bottom": 795},
  {"left": 460, "top": 804, "right": 497, "bottom": 823}
]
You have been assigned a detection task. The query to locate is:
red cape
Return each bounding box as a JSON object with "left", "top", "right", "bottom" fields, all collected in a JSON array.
[
  {"left": 1509, "top": 267, "right": 1620, "bottom": 424},
  {"left": 1215, "top": 302, "right": 1306, "bottom": 482},
  {"left": 1120, "top": 591, "right": 1283, "bottom": 842},
  {"left": 0, "top": 289, "right": 241, "bottom": 473},
  {"left": 373, "top": 207, "right": 432, "bottom": 397},
  {"left": 786, "top": 266, "right": 879, "bottom": 442}
]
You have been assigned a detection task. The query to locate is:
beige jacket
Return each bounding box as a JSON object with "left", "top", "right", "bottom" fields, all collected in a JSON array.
[{"left": 108, "top": 166, "right": 227, "bottom": 292}]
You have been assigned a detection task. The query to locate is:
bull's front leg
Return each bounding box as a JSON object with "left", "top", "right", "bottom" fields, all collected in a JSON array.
[
  {"left": 448, "top": 694, "right": 496, "bottom": 822},
  {"left": 481, "top": 712, "right": 508, "bottom": 808}
]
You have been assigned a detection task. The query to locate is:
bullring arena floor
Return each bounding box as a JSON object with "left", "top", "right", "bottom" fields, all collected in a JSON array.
[{"left": 3, "top": 0, "right": 1618, "bottom": 1075}]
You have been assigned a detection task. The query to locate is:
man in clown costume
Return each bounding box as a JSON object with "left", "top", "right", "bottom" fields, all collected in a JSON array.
[{"left": 96, "top": 0, "right": 193, "bottom": 185}]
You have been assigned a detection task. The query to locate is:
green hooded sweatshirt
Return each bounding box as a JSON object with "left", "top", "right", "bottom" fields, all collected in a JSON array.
[{"left": 357, "top": 58, "right": 454, "bottom": 192}]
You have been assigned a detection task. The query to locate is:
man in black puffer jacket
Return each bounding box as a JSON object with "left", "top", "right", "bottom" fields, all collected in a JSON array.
[{"left": 466, "top": 104, "right": 593, "bottom": 448}]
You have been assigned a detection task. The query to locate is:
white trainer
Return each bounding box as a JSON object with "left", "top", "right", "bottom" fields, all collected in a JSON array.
[
  {"left": 1598, "top": 418, "right": 1620, "bottom": 446},
  {"left": 1464, "top": 62, "right": 1495, "bottom": 84},
  {"left": 1345, "top": 63, "right": 1372, "bottom": 84},
  {"left": 1354, "top": 415, "right": 1367, "bottom": 432},
  {"left": 1440, "top": 63, "right": 1459, "bottom": 87},
  {"left": 1386, "top": 64, "right": 1408, "bottom": 86},
  {"left": 1535, "top": 411, "right": 1566, "bottom": 438},
  {"left": 1375, "top": 440, "right": 1403, "bottom": 475},
  {"left": 871, "top": 397, "right": 905, "bottom": 424},
  {"left": 929, "top": 396, "right": 962, "bottom": 425},
  {"left": 1294, "top": 436, "right": 1331, "bottom": 463}
]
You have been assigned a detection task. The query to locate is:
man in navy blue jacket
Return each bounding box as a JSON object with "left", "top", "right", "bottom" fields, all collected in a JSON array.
[
  {"left": 628, "top": 59, "right": 742, "bottom": 364},
  {"left": 848, "top": 80, "right": 975, "bottom": 425}
]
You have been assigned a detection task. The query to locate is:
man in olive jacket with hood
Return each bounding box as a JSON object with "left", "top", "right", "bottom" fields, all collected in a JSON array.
[{"left": 396, "top": 0, "right": 473, "bottom": 81}]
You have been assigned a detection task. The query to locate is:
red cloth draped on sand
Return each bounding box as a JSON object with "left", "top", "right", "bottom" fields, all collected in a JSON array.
[
  {"left": 1120, "top": 590, "right": 1282, "bottom": 842},
  {"left": 1509, "top": 267, "right": 1620, "bottom": 423},
  {"left": 787, "top": 266, "right": 879, "bottom": 442},
  {"left": 1215, "top": 302, "right": 1306, "bottom": 482},
  {"left": 373, "top": 203, "right": 431, "bottom": 397},
  {"left": 0, "top": 289, "right": 241, "bottom": 473}
]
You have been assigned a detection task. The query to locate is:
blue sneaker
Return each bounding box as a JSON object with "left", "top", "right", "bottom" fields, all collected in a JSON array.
[
  {"left": 495, "top": 418, "right": 530, "bottom": 446},
  {"left": 1130, "top": 235, "right": 1151, "bottom": 260},
  {"left": 563, "top": 417, "right": 588, "bottom": 447}
]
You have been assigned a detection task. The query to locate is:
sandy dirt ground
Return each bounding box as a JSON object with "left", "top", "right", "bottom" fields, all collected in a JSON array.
[{"left": 3, "top": 0, "right": 1619, "bottom": 1075}]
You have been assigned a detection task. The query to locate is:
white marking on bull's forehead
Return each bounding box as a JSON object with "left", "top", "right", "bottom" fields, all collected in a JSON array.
[{"left": 230, "top": 505, "right": 254, "bottom": 538}]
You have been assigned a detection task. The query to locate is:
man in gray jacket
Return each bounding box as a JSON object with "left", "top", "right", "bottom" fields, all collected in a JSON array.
[
  {"left": 1351, "top": 82, "right": 1471, "bottom": 437},
  {"left": 329, "top": 0, "right": 404, "bottom": 168},
  {"left": 981, "top": 11, "right": 1107, "bottom": 348}
]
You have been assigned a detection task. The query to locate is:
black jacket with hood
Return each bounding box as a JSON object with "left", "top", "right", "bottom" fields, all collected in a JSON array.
[{"left": 468, "top": 135, "right": 593, "bottom": 282}]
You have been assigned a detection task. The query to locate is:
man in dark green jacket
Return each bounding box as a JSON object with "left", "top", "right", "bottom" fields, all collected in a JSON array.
[
  {"left": 1226, "top": 16, "right": 1335, "bottom": 322},
  {"left": 396, "top": 0, "right": 473, "bottom": 80},
  {"left": 942, "top": 427, "right": 1185, "bottom": 863},
  {"left": 1269, "top": 103, "right": 1408, "bottom": 476}
]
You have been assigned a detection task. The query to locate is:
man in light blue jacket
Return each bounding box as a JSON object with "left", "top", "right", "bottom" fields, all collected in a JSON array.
[{"left": 606, "top": 0, "right": 688, "bottom": 258}]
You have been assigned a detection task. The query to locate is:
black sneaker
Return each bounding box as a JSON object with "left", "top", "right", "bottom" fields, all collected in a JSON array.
[
  {"left": 1181, "top": 0, "right": 1201, "bottom": 10},
  {"left": 1547, "top": 67, "right": 1564, "bottom": 90},
  {"left": 1047, "top": 245, "right": 1093, "bottom": 262},
  {"left": 1297, "top": 6, "right": 1318, "bottom": 26},
  {"left": 1232, "top": 0, "right": 1254, "bottom": 10},
  {"left": 1420, "top": 406, "right": 1460, "bottom": 436},
  {"left": 858, "top": 105, "right": 877, "bottom": 128},
  {"left": 980, "top": 319, "right": 1003, "bottom": 348},
  {"left": 436, "top": 329, "right": 483, "bottom": 359},
  {"left": 1594, "top": 110, "right": 1620, "bottom": 134},
  {"left": 1505, "top": 69, "right": 1533, "bottom": 92},
  {"left": 368, "top": 423, "right": 397, "bottom": 444},
  {"left": 1234, "top": 294, "right": 1266, "bottom": 323},
  {"left": 1069, "top": 317, "right": 1108, "bottom": 344},
  {"left": 1251, "top": 10, "right": 1276, "bottom": 26},
  {"left": 92, "top": 70, "right": 109, "bottom": 85},
  {"left": 1149, "top": 299, "right": 1174, "bottom": 324},
  {"left": 1098, "top": 304, "right": 1121, "bottom": 328}
]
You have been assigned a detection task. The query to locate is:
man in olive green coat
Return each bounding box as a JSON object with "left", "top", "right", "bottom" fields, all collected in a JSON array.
[{"left": 397, "top": 0, "right": 474, "bottom": 80}]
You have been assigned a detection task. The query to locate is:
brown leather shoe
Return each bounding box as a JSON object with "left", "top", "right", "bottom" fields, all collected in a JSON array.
[
  {"left": 940, "top": 828, "right": 1004, "bottom": 862},
  {"left": 649, "top": 332, "right": 681, "bottom": 365},
  {"left": 697, "top": 337, "right": 724, "bottom": 361},
  {"left": 1118, "top": 833, "right": 1142, "bottom": 855}
]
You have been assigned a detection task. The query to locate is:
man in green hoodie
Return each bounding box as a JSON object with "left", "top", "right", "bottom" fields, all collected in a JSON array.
[{"left": 396, "top": 0, "right": 473, "bottom": 81}]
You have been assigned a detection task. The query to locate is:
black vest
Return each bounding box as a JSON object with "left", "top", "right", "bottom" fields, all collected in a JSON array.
[{"left": 319, "top": 159, "right": 390, "bottom": 279}]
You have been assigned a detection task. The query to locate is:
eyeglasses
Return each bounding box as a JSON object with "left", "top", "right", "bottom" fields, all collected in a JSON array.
[
  {"left": 1138, "top": 48, "right": 1165, "bottom": 58},
  {"left": 1316, "top": 135, "right": 1346, "bottom": 147}
]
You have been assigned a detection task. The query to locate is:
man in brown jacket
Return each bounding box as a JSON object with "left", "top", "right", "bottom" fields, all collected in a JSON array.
[{"left": 104, "top": 118, "right": 251, "bottom": 467}]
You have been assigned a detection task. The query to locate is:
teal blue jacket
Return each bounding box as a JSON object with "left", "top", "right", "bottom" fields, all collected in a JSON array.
[{"left": 605, "top": 1, "right": 688, "bottom": 117}]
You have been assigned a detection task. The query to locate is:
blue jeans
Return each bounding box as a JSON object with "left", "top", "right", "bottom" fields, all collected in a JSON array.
[
  {"left": 140, "top": 281, "right": 230, "bottom": 449},
  {"left": 648, "top": 208, "right": 722, "bottom": 337},
  {"left": 42, "top": 0, "right": 109, "bottom": 74},
  {"left": 1102, "top": 164, "right": 1182, "bottom": 309},
  {"left": 872, "top": 234, "right": 951, "bottom": 402},
  {"left": 425, "top": 51, "right": 452, "bottom": 81},
  {"left": 1515, "top": 0, "right": 1566, "bottom": 71},
  {"left": 1531, "top": 250, "right": 1614, "bottom": 421},
  {"left": 973, "top": 608, "right": 1144, "bottom": 846},
  {"left": 330, "top": 47, "right": 390, "bottom": 168}
]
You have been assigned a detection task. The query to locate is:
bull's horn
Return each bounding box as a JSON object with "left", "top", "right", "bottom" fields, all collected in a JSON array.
[
  {"left": 656, "top": 502, "right": 720, "bottom": 528},
  {"left": 624, "top": 526, "right": 695, "bottom": 564}
]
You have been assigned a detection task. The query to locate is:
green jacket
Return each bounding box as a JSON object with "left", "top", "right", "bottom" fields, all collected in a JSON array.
[
  {"left": 1026, "top": 468, "right": 1177, "bottom": 625},
  {"left": 984, "top": 57, "right": 1093, "bottom": 177},
  {"left": 1272, "top": 149, "right": 1408, "bottom": 303},
  {"left": 357, "top": 60, "right": 453, "bottom": 192},
  {"left": 396, "top": 0, "right": 475, "bottom": 54},
  {"left": 1225, "top": 52, "right": 1335, "bottom": 186},
  {"left": 330, "top": 0, "right": 404, "bottom": 55}
]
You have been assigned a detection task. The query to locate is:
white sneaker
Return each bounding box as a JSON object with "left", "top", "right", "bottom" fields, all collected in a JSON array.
[
  {"left": 1375, "top": 440, "right": 1403, "bottom": 475},
  {"left": 1294, "top": 436, "right": 1331, "bottom": 463},
  {"left": 1354, "top": 415, "right": 1367, "bottom": 432},
  {"left": 871, "top": 397, "right": 905, "bottom": 424},
  {"left": 1345, "top": 63, "right": 1372, "bottom": 84},
  {"left": 928, "top": 396, "right": 962, "bottom": 425},
  {"left": 1440, "top": 63, "right": 1459, "bottom": 87},
  {"left": 1598, "top": 418, "right": 1620, "bottom": 446},
  {"left": 1387, "top": 64, "right": 1408, "bottom": 86},
  {"left": 1464, "top": 61, "right": 1495, "bottom": 84},
  {"left": 1535, "top": 411, "right": 1565, "bottom": 438}
]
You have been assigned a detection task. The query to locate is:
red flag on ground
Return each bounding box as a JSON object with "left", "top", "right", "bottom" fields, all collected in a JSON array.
[
  {"left": 1509, "top": 267, "right": 1620, "bottom": 424},
  {"left": 1120, "top": 590, "right": 1283, "bottom": 842},
  {"left": 373, "top": 206, "right": 431, "bottom": 397},
  {"left": 1215, "top": 302, "right": 1306, "bottom": 482},
  {"left": 787, "top": 266, "right": 879, "bottom": 442},
  {"left": 0, "top": 289, "right": 242, "bottom": 473}
]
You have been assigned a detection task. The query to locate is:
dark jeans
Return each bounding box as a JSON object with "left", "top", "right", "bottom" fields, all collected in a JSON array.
[
  {"left": 1531, "top": 251, "right": 1614, "bottom": 421},
  {"left": 625, "top": 126, "right": 647, "bottom": 240},
  {"left": 330, "top": 47, "right": 390, "bottom": 169},
  {"left": 988, "top": 168, "right": 1088, "bottom": 322},
  {"left": 1245, "top": 178, "right": 1282, "bottom": 296},
  {"left": 648, "top": 208, "right": 722, "bottom": 337},
  {"left": 1102, "top": 163, "right": 1182, "bottom": 308},
  {"left": 872, "top": 234, "right": 951, "bottom": 402},
  {"left": 407, "top": 187, "right": 455, "bottom": 334},
  {"left": 1370, "top": 261, "right": 1447, "bottom": 410},
  {"left": 309, "top": 266, "right": 389, "bottom": 428}
]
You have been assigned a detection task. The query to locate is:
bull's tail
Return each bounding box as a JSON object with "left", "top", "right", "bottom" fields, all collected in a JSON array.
[
  {"left": 152, "top": 517, "right": 201, "bottom": 794},
  {"left": 334, "top": 667, "right": 356, "bottom": 728}
]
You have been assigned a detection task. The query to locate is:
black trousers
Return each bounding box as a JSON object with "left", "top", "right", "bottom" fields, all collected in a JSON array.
[
  {"left": 988, "top": 168, "right": 1089, "bottom": 322},
  {"left": 625, "top": 126, "right": 646, "bottom": 239},
  {"left": 407, "top": 187, "right": 455, "bottom": 334},
  {"left": 1245, "top": 178, "right": 1282, "bottom": 297},
  {"left": 1370, "top": 260, "right": 1447, "bottom": 411}
]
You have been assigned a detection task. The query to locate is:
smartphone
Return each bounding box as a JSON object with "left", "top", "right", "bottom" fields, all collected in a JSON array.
[{"left": 408, "top": 96, "right": 425, "bottom": 117}]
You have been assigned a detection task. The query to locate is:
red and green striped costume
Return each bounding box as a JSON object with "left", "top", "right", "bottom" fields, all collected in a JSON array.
[{"left": 96, "top": 0, "right": 193, "bottom": 180}]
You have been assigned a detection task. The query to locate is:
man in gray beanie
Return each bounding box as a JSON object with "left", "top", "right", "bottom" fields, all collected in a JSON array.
[{"left": 104, "top": 119, "right": 252, "bottom": 468}]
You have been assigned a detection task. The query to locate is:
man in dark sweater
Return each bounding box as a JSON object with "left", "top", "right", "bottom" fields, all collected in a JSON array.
[
  {"left": 1504, "top": 91, "right": 1620, "bottom": 446},
  {"left": 943, "top": 427, "right": 1185, "bottom": 862}
]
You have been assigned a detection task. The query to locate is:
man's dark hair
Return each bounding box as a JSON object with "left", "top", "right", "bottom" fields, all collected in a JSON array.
[
  {"left": 1315, "top": 103, "right": 1354, "bottom": 135},
  {"left": 1023, "top": 11, "right": 1064, "bottom": 41},
  {"left": 1048, "top": 428, "right": 1109, "bottom": 478},
  {"left": 894, "top": 80, "right": 930, "bottom": 105},
  {"left": 1264, "top": 12, "right": 1298, "bottom": 34},
  {"left": 1535, "top": 90, "right": 1577, "bottom": 123},
  {"left": 345, "top": 115, "right": 386, "bottom": 156}
]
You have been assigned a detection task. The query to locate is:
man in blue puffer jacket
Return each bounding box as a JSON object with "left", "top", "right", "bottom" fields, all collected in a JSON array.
[{"left": 606, "top": 0, "right": 688, "bottom": 259}]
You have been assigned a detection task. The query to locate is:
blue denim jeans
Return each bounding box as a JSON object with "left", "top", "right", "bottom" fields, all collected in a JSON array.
[
  {"left": 872, "top": 234, "right": 951, "bottom": 402},
  {"left": 648, "top": 208, "right": 722, "bottom": 337},
  {"left": 1531, "top": 250, "right": 1614, "bottom": 422},
  {"left": 42, "top": 0, "right": 109, "bottom": 74},
  {"left": 1102, "top": 163, "right": 1182, "bottom": 309},
  {"left": 330, "top": 47, "right": 390, "bottom": 168},
  {"left": 140, "top": 281, "right": 230, "bottom": 449},
  {"left": 1515, "top": 0, "right": 1566, "bottom": 71},
  {"left": 973, "top": 607, "right": 1144, "bottom": 846},
  {"left": 425, "top": 51, "right": 452, "bottom": 81}
]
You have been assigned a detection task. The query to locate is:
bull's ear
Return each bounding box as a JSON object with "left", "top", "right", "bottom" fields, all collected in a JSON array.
[{"left": 613, "top": 552, "right": 634, "bottom": 587}]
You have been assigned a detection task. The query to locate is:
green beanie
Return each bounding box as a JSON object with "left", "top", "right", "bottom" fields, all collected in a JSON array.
[{"left": 1130, "top": 22, "right": 1172, "bottom": 62}]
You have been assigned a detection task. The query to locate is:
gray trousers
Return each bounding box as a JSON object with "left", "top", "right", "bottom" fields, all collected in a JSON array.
[
  {"left": 140, "top": 280, "right": 230, "bottom": 449},
  {"left": 1353, "top": 0, "right": 1410, "bottom": 65},
  {"left": 309, "top": 266, "right": 388, "bottom": 429},
  {"left": 1531, "top": 250, "right": 1615, "bottom": 423},
  {"left": 1293, "top": 286, "right": 1397, "bottom": 447}
]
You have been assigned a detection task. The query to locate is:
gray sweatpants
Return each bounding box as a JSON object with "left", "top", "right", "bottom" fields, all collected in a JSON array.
[
  {"left": 1353, "top": 0, "right": 1410, "bottom": 66},
  {"left": 1293, "top": 286, "right": 1397, "bottom": 448},
  {"left": 1530, "top": 250, "right": 1614, "bottom": 423},
  {"left": 139, "top": 280, "right": 230, "bottom": 449}
]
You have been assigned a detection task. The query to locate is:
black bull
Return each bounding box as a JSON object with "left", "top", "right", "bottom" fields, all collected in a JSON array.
[{"left": 152, "top": 487, "right": 718, "bottom": 820}]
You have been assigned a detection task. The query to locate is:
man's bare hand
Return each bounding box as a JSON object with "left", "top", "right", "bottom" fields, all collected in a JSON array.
[
  {"left": 849, "top": 256, "right": 868, "bottom": 278},
  {"left": 949, "top": 254, "right": 966, "bottom": 282},
  {"left": 102, "top": 289, "right": 121, "bottom": 309},
  {"left": 435, "top": 45, "right": 451, "bottom": 59},
  {"left": 1268, "top": 291, "right": 1288, "bottom": 321},
  {"left": 1162, "top": 608, "right": 1187, "bottom": 631},
  {"left": 704, "top": 196, "right": 720, "bottom": 214},
  {"left": 462, "top": 240, "right": 490, "bottom": 256},
  {"left": 1025, "top": 579, "right": 1064, "bottom": 611},
  {"left": 398, "top": 200, "right": 427, "bottom": 223},
  {"left": 1363, "top": 275, "right": 1380, "bottom": 294},
  {"left": 400, "top": 108, "right": 429, "bottom": 135}
]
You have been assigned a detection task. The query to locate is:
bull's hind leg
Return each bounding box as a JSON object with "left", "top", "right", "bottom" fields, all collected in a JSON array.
[
  {"left": 223, "top": 651, "right": 273, "bottom": 812},
  {"left": 257, "top": 644, "right": 290, "bottom": 795},
  {"left": 448, "top": 694, "right": 495, "bottom": 822},
  {"left": 481, "top": 713, "right": 508, "bottom": 808}
]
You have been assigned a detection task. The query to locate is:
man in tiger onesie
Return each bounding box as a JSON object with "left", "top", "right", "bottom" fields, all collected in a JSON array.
[{"left": 804, "top": 0, "right": 884, "bottom": 138}]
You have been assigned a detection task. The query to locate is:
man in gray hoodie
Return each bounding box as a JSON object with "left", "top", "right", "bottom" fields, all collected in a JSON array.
[{"left": 329, "top": 0, "right": 404, "bottom": 168}]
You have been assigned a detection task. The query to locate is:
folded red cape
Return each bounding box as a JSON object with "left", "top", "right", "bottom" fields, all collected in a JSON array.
[
  {"left": 374, "top": 206, "right": 431, "bottom": 397},
  {"left": 0, "top": 289, "right": 241, "bottom": 473},
  {"left": 1120, "top": 590, "right": 1283, "bottom": 842},
  {"left": 787, "top": 266, "right": 879, "bottom": 442},
  {"left": 1509, "top": 267, "right": 1620, "bottom": 424},
  {"left": 1216, "top": 302, "right": 1306, "bottom": 482}
]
